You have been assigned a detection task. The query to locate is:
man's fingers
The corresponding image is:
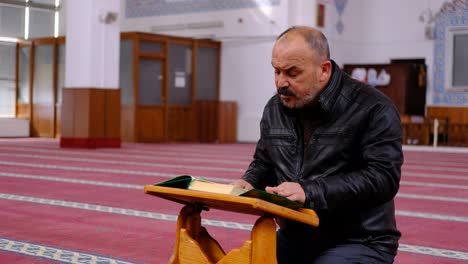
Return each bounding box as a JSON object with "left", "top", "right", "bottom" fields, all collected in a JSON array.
[{"left": 265, "top": 186, "right": 279, "bottom": 194}]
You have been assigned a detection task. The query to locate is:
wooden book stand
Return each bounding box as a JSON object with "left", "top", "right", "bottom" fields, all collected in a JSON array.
[{"left": 144, "top": 185, "right": 319, "bottom": 264}]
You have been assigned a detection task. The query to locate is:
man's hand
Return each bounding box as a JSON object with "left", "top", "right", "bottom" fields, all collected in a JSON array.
[
  {"left": 231, "top": 179, "right": 254, "bottom": 191},
  {"left": 266, "top": 182, "right": 306, "bottom": 204}
]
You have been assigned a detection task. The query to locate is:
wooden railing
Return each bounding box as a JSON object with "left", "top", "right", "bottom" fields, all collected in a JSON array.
[{"left": 402, "top": 118, "right": 468, "bottom": 147}]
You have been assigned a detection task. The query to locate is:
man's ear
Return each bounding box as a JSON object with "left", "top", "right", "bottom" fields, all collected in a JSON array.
[{"left": 319, "top": 60, "right": 332, "bottom": 83}]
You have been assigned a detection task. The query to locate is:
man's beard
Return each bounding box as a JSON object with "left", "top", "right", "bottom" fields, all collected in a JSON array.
[{"left": 277, "top": 87, "right": 317, "bottom": 109}]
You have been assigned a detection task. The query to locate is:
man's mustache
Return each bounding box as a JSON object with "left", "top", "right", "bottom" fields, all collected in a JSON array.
[{"left": 277, "top": 87, "right": 295, "bottom": 96}]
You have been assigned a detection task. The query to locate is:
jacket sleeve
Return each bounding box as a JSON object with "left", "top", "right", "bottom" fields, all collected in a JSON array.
[
  {"left": 301, "top": 103, "right": 403, "bottom": 211},
  {"left": 241, "top": 117, "right": 275, "bottom": 189}
]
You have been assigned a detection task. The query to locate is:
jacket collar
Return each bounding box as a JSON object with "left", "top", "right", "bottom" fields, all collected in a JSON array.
[{"left": 319, "top": 60, "right": 345, "bottom": 118}]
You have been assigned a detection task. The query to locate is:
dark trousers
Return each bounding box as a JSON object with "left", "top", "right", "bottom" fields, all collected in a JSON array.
[{"left": 277, "top": 229, "right": 395, "bottom": 264}]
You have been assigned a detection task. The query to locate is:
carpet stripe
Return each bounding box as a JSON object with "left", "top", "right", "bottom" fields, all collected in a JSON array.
[
  {"left": 3, "top": 146, "right": 468, "bottom": 170},
  {"left": 1, "top": 172, "right": 467, "bottom": 204},
  {"left": 0, "top": 146, "right": 251, "bottom": 162},
  {"left": 0, "top": 160, "right": 224, "bottom": 181},
  {"left": 3, "top": 151, "right": 468, "bottom": 175},
  {"left": 0, "top": 153, "right": 245, "bottom": 172},
  {"left": 0, "top": 238, "right": 139, "bottom": 264},
  {"left": 2, "top": 161, "right": 468, "bottom": 189},
  {"left": 1, "top": 193, "right": 467, "bottom": 261},
  {"left": 396, "top": 210, "right": 468, "bottom": 222},
  {"left": 398, "top": 244, "right": 468, "bottom": 260},
  {"left": 0, "top": 146, "right": 249, "bottom": 165},
  {"left": 404, "top": 165, "right": 468, "bottom": 173},
  {"left": 401, "top": 181, "right": 468, "bottom": 190},
  {"left": 0, "top": 172, "right": 142, "bottom": 189},
  {"left": 403, "top": 145, "right": 468, "bottom": 153},
  {"left": 403, "top": 172, "right": 468, "bottom": 181},
  {"left": 0, "top": 193, "right": 254, "bottom": 230},
  {"left": 1, "top": 192, "right": 467, "bottom": 225},
  {"left": 397, "top": 193, "right": 468, "bottom": 203}
]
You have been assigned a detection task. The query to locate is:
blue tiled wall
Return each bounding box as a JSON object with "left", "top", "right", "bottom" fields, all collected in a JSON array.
[{"left": 433, "top": 1, "right": 468, "bottom": 105}]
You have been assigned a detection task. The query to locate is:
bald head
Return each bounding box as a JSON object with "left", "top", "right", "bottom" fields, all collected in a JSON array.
[{"left": 276, "top": 26, "right": 330, "bottom": 62}]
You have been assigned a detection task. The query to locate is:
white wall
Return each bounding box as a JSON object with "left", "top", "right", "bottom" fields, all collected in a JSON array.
[
  {"left": 220, "top": 38, "right": 277, "bottom": 141},
  {"left": 121, "top": 0, "right": 451, "bottom": 142},
  {"left": 323, "top": 0, "right": 445, "bottom": 106}
]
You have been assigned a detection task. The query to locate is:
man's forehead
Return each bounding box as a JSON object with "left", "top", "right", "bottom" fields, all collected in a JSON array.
[
  {"left": 272, "top": 44, "right": 312, "bottom": 68},
  {"left": 271, "top": 55, "right": 305, "bottom": 69}
]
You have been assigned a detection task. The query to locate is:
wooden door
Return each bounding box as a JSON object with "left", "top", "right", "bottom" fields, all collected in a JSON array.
[
  {"left": 31, "top": 40, "right": 56, "bottom": 137},
  {"left": 16, "top": 43, "right": 32, "bottom": 119},
  {"left": 136, "top": 58, "right": 166, "bottom": 142},
  {"left": 55, "top": 39, "right": 65, "bottom": 137},
  {"left": 167, "top": 42, "right": 195, "bottom": 141}
]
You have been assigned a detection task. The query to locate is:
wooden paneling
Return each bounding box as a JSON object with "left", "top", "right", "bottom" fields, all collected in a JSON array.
[
  {"left": 427, "top": 106, "right": 468, "bottom": 124},
  {"left": 218, "top": 101, "right": 237, "bottom": 143},
  {"left": 60, "top": 88, "right": 75, "bottom": 138},
  {"left": 195, "top": 101, "right": 237, "bottom": 143},
  {"left": 136, "top": 106, "right": 165, "bottom": 142},
  {"left": 168, "top": 106, "right": 195, "bottom": 142},
  {"left": 402, "top": 107, "right": 468, "bottom": 146},
  {"left": 447, "top": 123, "right": 468, "bottom": 146},
  {"left": 55, "top": 104, "right": 61, "bottom": 138},
  {"left": 60, "top": 88, "right": 121, "bottom": 148},
  {"left": 105, "top": 89, "right": 121, "bottom": 139},
  {"left": 427, "top": 106, "right": 468, "bottom": 146},
  {"left": 31, "top": 103, "right": 54, "bottom": 137},
  {"left": 16, "top": 103, "right": 30, "bottom": 118},
  {"left": 121, "top": 105, "right": 135, "bottom": 142},
  {"left": 89, "top": 89, "right": 105, "bottom": 138},
  {"left": 196, "top": 101, "right": 218, "bottom": 142},
  {"left": 73, "top": 89, "right": 91, "bottom": 138}
]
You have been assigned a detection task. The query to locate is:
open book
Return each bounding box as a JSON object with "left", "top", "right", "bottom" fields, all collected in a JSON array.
[{"left": 154, "top": 175, "right": 303, "bottom": 210}]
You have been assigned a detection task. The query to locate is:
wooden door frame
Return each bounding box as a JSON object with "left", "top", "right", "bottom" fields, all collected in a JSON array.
[
  {"left": 134, "top": 32, "right": 168, "bottom": 142},
  {"left": 30, "top": 37, "right": 58, "bottom": 137}
]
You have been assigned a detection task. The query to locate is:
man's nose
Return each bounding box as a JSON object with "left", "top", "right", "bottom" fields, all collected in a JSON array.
[{"left": 276, "top": 73, "right": 288, "bottom": 87}]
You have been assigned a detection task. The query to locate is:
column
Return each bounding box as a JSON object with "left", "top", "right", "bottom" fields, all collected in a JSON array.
[
  {"left": 60, "top": 0, "right": 121, "bottom": 148},
  {"left": 287, "top": 0, "right": 318, "bottom": 27}
]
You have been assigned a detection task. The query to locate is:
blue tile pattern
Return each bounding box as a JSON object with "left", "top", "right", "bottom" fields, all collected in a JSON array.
[
  {"left": 334, "top": 0, "right": 348, "bottom": 16},
  {"left": 334, "top": 0, "right": 348, "bottom": 34},
  {"left": 126, "top": 0, "right": 281, "bottom": 18},
  {"left": 433, "top": 0, "right": 468, "bottom": 105},
  {"left": 0, "top": 238, "right": 139, "bottom": 264}
]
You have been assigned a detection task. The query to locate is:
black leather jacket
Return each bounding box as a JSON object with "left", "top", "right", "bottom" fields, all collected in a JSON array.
[{"left": 242, "top": 61, "right": 403, "bottom": 255}]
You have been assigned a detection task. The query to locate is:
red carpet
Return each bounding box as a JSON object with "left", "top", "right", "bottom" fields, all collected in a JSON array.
[{"left": 0, "top": 138, "right": 467, "bottom": 263}]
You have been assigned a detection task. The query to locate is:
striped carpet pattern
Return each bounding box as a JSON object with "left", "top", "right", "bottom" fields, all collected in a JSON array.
[{"left": 0, "top": 138, "right": 467, "bottom": 263}]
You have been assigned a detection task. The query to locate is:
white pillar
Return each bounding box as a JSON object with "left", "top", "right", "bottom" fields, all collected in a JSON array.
[
  {"left": 65, "top": 0, "right": 120, "bottom": 89},
  {"left": 61, "top": 0, "right": 121, "bottom": 148},
  {"left": 288, "top": 0, "right": 319, "bottom": 28}
]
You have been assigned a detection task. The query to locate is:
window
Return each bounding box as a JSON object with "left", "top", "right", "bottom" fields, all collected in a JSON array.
[
  {"left": 0, "top": 0, "right": 61, "bottom": 116},
  {"left": 0, "top": 43, "right": 16, "bottom": 117},
  {"left": 444, "top": 26, "right": 468, "bottom": 92}
]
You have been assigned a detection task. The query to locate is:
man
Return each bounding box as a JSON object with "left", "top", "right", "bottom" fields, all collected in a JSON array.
[{"left": 233, "top": 26, "right": 403, "bottom": 263}]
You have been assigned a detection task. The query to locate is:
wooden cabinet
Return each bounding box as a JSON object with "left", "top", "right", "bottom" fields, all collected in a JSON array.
[{"left": 343, "top": 62, "right": 427, "bottom": 116}]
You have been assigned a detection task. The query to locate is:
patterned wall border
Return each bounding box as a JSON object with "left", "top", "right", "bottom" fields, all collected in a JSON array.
[
  {"left": 0, "top": 237, "right": 139, "bottom": 264},
  {"left": 433, "top": 0, "right": 468, "bottom": 105},
  {"left": 126, "top": 0, "right": 281, "bottom": 18}
]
